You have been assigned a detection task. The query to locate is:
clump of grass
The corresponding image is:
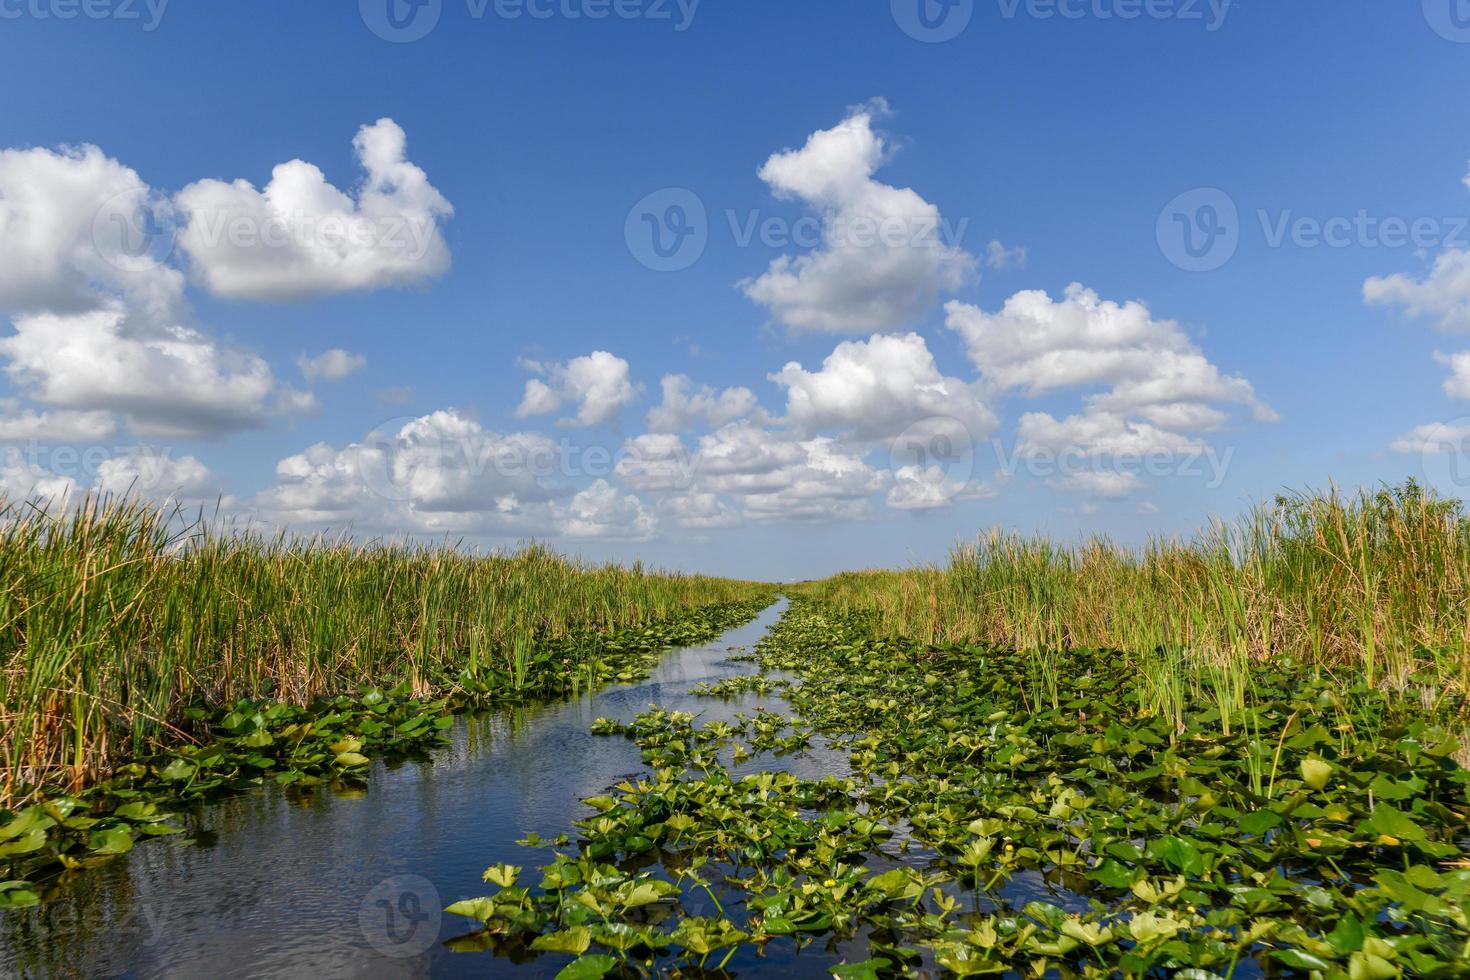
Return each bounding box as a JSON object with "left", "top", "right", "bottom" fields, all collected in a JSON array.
[
  {"left": 0, "top": 494, "right": 770, "bottom": 804},
  {"left": 797, "top": 481, "right": 1470, "bottom": 709}
]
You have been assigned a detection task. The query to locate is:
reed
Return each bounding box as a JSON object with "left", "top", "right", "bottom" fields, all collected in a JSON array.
[
  {"left": 0, "top": 494, "right": 770, "bottom": 802},
  {"left": 797, "top": 481, "right": 1470, "bottom": 709}
]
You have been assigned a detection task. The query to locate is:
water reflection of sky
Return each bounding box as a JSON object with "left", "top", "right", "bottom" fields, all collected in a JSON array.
[{"left": 0, "top": 600, "right": 887, "bottom": 979}]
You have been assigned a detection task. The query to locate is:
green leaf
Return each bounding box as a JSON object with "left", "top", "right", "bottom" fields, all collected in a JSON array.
[
  {"left": 444, "top": 897, "right": 497, "bottom": 922},
  {"left": 482, "top": 864, "right": 521, "bottom": 888},
  {"left": 1087, "top": 858, "right": 1134, "bottom": 890},
  {"left": 531, "top": 927, "right": 592, "bottom": 955},
  {"left": 831, "top": 958, "right": 892, "bottom": 980},
  {"left": 88, "top": 827, "right": 134, "bottom": 855},
  {"left": 1153, "top": 836, "right": 1204, "bottom": 875},
  {"left": 0, "top": 808, "right": 54, "bottom": 841},
  {"left": 1325, "top": 915, "right": 1365, "bottom": 955},
  {"left": 240, "top": 729, "right": 273, "bottom": 748},
  {"left": 554, "top": 954, "right": 618, "bottom": 980},
  {"left": 1238, "top": 810, "right": 1282, "bottom": 835},
  {"left": 0, "top": 829, "right": 47, "bottom": 857},
  {"left": 1272, "top": 949, "right": 1334, "bottom": 970},
  {"left": 1300, "top": 757, "right": 1333, "bottom": 791},
  {"left": 1364, "top": 805, "right": 1428, "bottom": 842},
  {"left": 159, "top": 758, "right": 196, "bottom": 781}
]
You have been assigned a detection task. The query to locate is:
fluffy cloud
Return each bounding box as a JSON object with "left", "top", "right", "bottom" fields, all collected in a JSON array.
[
  {"left": 0, "top": 142, "right": 185, "bottom": 326},
  {"left": 0, "top": 307, "right": 310, "bottom": 439},
  {"left": 176, "top": 119, "right": 452, "bottom": 303},
  {"left": 95, "top": 448, "right": 221, "bottom": 503},
  {"left": 515, "top": 351, "right": 640, "bottom": 427},
  {"left": 0, "top": 402, "right": 117, "bottom": 442},
  {"left": 603, "top": 334, "right": 1004, "bottom": 527},
  {"left": 659, "top": 491, "right": 739, "bottom": 530},
  {"left": 298, "top": 348, "right": 367, "bottom": 383},
  {"left": 1364, "top": 246, "right": 1470, "bottom": 333},
  {"left": 946, "top": 284, "right": 1274, "bottom": 496},
  {"left": 613, "top": 433, "right": 695, "bottom": 493},
  {"left": 1390, "top": 420, "right": 1470, "bottom": 456},
  {"left": 770, "top": 332, "right": 995, "bottom": 443},
  {"left": 645, "top": 375, "right": 763, "bottom": 433},
  {"left": 691, "top": 423, "right": 888, "bottom": 524},
  {"left": 1434, "top": 350, "right": 1470, "bottom": 400},
  {"left": 253, "top": 410, "right": 666, "bottom": 542},
  {"left": 983, "top": 240, "right": 1028, "bottom": 270},
  {"left": 740, "top": 101, "right": 975, "bottom": 334},
  {"left": 558, "top": 480, "right": 657, "bottom": 540},
  {"left": 256, "top": 410, "right": 562, "bottom": 534},
  {"left": 886, "top": 463, "right": 996, "bottom": 511},
  {"left": 0, "top": 452, "right": 78, "bottom": 503},
  {"left": 1364, "top": 164, "right": 1470, "bottom": 449}
]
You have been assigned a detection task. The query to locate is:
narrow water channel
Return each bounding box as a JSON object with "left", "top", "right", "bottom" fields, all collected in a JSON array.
[{"left": 0, "top": 599, "right": 863, "bottom": 979}]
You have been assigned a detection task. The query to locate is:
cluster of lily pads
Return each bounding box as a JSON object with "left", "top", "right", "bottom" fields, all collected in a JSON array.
[
  {"left": 455, "top": 601, "right": 777, "bottom": 703},
  {"left": 0, "top": 598, "right": 772, "bottom": 910},
  {"left": 446, "top": 598, "right": 1470, "bottom": 977}
]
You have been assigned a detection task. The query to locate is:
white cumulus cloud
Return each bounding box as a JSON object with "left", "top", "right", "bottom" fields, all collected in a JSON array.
[
  {"left": 946, "top": 284, "right": 1274, "bottom": 497},
  {"left": 645, "top": 375, "right": 763, "bottom": 433},
  {"left": 0, "top": 307, "right": 310, "bottom": 439},
  {"left": 298, "top": 348, "right": 367, "bottom": 383},
  {"left": 0, "top": 142, "right": 185, "bottom": 326},
  {"left": 740, "top": 101, "right": 975, "bottom": 334},
  {"left": 176, "top": 119, "right": 453, "bottom": 302},
  {"left": 515, "top": 351, "right": 640, "bottom": 427},
  {"left": 770, "top": 331, "right": 995, "bottom": 443},
  {"left": 557, "top": 480, "right": 657, "bottom": 540}
]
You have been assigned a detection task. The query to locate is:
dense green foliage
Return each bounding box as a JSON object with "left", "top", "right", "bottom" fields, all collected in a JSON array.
[
  {"left": 0, "top": 496, "right": 772, "bottom": 803},
  {"left": 799, "top": 483, "right": 1470, "bottom": 715},
  {"left": 0, "top": 598, "right": 773, "bottom": 908},
  {"left": 449, "top": 599, "right": 1470, "bottom": 977}
]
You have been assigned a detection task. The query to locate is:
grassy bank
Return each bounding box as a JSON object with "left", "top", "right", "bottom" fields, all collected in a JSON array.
[
  {"left": 797, "top": 482, "right": 1470, "bottom": 722},
  {"left": 0, "top": 495, "right": 772, "bottom": 804}
]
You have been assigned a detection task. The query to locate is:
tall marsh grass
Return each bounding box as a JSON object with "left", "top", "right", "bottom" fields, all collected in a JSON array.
[
  {"left": 0, "top": 495, "right": 770, "bottom": 802},
  {"left": 799, "top": 482, "right": 1470, "bottom": 711}
]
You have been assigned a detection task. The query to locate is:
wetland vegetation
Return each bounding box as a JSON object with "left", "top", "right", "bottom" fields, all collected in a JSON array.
[
  {"left": 2, "top": 483, "right": 1469, "bottom": 977},
  {"left": 440, "top": 484, "right": 1470, "bottom": 977}
]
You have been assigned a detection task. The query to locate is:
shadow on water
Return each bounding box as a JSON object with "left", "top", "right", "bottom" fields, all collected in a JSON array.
[{"left": 0, "top": 599, "right": 880, "bottom": 979}]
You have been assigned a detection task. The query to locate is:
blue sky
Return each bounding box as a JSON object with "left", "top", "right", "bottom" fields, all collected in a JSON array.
[{"left": 2, "top": 0, "right": 1470, "bottom": 579}]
